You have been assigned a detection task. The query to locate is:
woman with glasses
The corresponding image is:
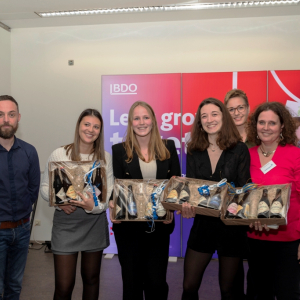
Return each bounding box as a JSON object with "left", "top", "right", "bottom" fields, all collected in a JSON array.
[
  {"left": 224, "top": 89, "right": 255, "bottom": 149},
  {"left": 224, "top": 89, "right": 255, "bottom": 299}
]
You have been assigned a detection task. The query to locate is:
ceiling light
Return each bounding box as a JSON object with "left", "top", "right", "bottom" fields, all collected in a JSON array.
[{"left": 35, "top": 0, "right": 300, "bottom": 18}]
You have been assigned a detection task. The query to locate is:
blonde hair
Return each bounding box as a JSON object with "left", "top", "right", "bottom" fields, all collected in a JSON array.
[
  {"left": 224, "top": 89, "right": 249, "bottom": 107},
  {"left": 124, "top": 101, "right": 170, "bottom": 163}
]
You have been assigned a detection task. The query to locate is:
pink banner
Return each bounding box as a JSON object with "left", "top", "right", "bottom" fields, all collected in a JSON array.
[
  {"left": 102, "top": 74, "right": 181, "bottom": 256},
  {"left": 102, "top": 70, "right": 299, "bottom": 257},
  {"left": 268, "top": 70, "right": 300, "bottom": 116}
]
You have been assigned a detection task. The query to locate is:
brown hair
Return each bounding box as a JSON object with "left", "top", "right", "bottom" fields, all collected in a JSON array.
[
  {"left": 64, "top": 109, "right": 107, "bottom": 202},
  {"left": 248, "top": 102, "right": 296, "bottom": 146},
  {"left": 224, "top": 89, "right": 249, "bottom": 107},
  {"left": 0, "top": 95, "right": 19, "bottom": 111},
  {"left": 64, "top": 108, "right": 106, "bottom": 163},
  {"left": 187, "top": 98, "right": 241, "bottom": 153},
  {"left": 124, "top": 101, "right": 170, "bottom": 163},
  {"left": 293, "top": 117, "right": 300, "bottom": 129}
]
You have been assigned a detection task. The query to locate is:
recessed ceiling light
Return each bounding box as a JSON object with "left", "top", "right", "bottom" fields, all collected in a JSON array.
[{"left": 35, "top": 0, "right": 300, "bottom": 18}]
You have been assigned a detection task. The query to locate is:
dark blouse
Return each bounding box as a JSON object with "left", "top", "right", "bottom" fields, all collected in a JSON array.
[
  {"left": 186, "top": 142, "right": 251, "bottom": 257},
  {"left": 186, "top": 141, "right": 250, "bottom": 187}
]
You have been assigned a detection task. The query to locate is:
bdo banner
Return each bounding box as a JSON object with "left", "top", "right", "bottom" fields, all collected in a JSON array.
[
  {"left": 102, "top": 74, "right": 181, "bottom": 256},
  {"left": 102, "top": 70, "right": 299, "bottom": 257}
]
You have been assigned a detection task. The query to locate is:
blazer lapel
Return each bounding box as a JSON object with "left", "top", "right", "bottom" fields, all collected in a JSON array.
[
  {"left": 126, "top": 151, "right": 143, "bottom": 179},
  {"left": 126, "top": 151, "right": 169, "bottom": 179},
  {"left": 156, "top": 159, "right": 168, "bottom": 179}
]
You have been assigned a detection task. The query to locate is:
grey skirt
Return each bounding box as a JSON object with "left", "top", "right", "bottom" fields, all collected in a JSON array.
[{"left": 51, "top": 207, "right": 109, "bottom": 253}]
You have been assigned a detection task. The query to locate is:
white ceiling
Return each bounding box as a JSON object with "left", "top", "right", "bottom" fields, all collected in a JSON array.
[{"left": 0, "top": 0, "right": 300, "bottom": 29}]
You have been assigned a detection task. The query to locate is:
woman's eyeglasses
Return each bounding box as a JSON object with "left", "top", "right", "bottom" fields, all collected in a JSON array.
[{"left": 228, "top": 105, "right": 246, "bottom": 115}]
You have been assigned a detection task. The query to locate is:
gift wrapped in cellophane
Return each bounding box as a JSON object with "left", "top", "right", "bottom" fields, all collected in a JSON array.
[
  {"left": 49, "top": 161, "right": 106, "bottom": 207},
  {"left": 112, "top": 179, "right": 172, "bottom": 222},
  {"left": 161, "top": 176, "right": 228, "bottom": 217},
  {"left": 221, "top": 183, "right": 291, "bottom": 226}
]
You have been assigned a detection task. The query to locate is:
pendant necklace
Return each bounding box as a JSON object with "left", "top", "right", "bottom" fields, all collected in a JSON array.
[
  {"left": 260, "top": 145, "right": 276, "bottom": 157},
  {"left": 209, "top": 144, "right": 216, "bottom": 152}
]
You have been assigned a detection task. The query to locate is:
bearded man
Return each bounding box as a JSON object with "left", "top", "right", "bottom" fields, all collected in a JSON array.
[{"left": 0, "top": 95, "right": 40, "bottom": 300}]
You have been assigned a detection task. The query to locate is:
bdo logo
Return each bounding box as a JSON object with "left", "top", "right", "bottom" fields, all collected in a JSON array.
[{"left": 110, "top": 84, "right": 137, "bottom": 95}]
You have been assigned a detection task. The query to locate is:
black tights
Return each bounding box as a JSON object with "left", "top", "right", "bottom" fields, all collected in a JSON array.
[
  {"left": 53, "top": 251, "right": 103, "bottom": 300},
  {"left": 182, "top": 248, "right": 241, "bottom": 300}
]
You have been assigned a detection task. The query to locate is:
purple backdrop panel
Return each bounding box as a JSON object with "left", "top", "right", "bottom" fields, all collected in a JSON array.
[
  {"left": 102, "top": 74, "right": 182, "bottom": 256},
  {"left": 182, "top": 218, "right": 193, "bottom": 257}
]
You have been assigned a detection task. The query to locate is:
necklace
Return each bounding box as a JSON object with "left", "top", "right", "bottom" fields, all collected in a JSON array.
[
  {"left": 260, "top": 145, "right": 276, "bottom": 157},
  {"left": 209, "top": 144, "right": 217, "bottom": 152}
]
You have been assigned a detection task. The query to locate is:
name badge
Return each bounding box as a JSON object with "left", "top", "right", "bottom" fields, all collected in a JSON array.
[{"left": 260, "top": 160, "right": 276, "bottom": 174}]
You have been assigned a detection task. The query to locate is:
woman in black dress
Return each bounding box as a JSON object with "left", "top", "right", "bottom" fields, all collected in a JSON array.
[
  {"left": 181, "top": 98, "right": 250, "bottom": 300},
  {"left": 109, "top": 101, "right": 181, "bottom": 300}
]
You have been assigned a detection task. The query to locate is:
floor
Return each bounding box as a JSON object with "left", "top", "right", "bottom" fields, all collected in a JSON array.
[{"left": 20, "top": 245, "right": 248, "bottom": 300}]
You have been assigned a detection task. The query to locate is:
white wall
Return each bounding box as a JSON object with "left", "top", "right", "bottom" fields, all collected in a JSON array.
[
  {"left": 10, "top": 15, "right": 300, "bottom": 240},
  {"left": 0, "top": 27, "right": 11, "bottom": 95}
]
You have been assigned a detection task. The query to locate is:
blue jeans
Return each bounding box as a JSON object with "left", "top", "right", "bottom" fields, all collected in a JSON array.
[{"left": 0, "top": 221, "right": 30, "bottom": 300}]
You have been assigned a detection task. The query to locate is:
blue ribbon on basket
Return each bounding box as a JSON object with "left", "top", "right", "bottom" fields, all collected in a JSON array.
[
  {"left": 151, "top": 181, "right": 167, "bottom": 220},
  {"left": 146, "top": 181, "right": 167, "bottom": 231},
  {"left": 85, "top": 161, "right": 101, "bottom": 207},
  {"left": 198, "top": 178, "right": 227, "bottom": 196},
  {"left": 227, "top": 182, "right": 258, "bottom": 195},
  {"left": 151, "top": 192, "right": 159, "bottom": 220},
  {"left": 198, "top": 185, "right": 210, "bottom": 196}
]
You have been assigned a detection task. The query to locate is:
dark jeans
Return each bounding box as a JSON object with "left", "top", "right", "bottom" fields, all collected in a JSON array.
[
  {"left": 247, "top": 238, "right": 300, "bottom": 300},
  {"left": 0, "top": 221, "right": 30, "bottom": 300},
  {"left": 114, "top": 223, "right": 170, "bottom": 300}
]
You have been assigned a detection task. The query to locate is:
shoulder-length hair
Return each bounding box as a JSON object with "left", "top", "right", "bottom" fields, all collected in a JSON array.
[
  {"left": 248, "top": 102, "right": 296, "bottom": 146},
  {"left": 187, "top": 98, "right": 241, "bottom": 153},
  {"left": 64, "top": 108, "right": 106, "bottom": 163},
  {"left": 124, "top": 101, "right": 170, "bottom": 163}
]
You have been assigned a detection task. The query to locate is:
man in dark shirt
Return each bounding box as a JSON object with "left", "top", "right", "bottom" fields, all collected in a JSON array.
[{"left": 0, "top": 95, "right": 40, "bottom": 300}]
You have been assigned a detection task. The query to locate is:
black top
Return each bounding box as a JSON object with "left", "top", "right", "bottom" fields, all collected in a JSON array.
[
  {"left": 112, "top": 139, "right": 181, "bottom": 180},
  {"left": 186, "top": 141, "right": 250, "bottom": 187},
  {"left": 186, "top": 142, "right": 251, "bottom": 256},
  {"left": 112, "top": 139, "right": 181, "bottom": 234}
]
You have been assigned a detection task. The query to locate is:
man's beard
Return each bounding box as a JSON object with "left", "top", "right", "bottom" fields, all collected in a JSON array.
[{"left": 0, "top": 122, "right": 18, "bottom": 139}]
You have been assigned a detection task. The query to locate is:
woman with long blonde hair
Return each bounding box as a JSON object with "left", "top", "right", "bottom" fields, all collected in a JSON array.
[{"left": 110, "top": 101, "right": 181, "bottom": 300}]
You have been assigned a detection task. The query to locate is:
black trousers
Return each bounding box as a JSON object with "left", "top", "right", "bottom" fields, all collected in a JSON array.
[
  {"left": 247, "top": 238, "right": 300, "bottom": 300},
  {"left": 113, "top": 222, "right": 170, "bottom": 300}
]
